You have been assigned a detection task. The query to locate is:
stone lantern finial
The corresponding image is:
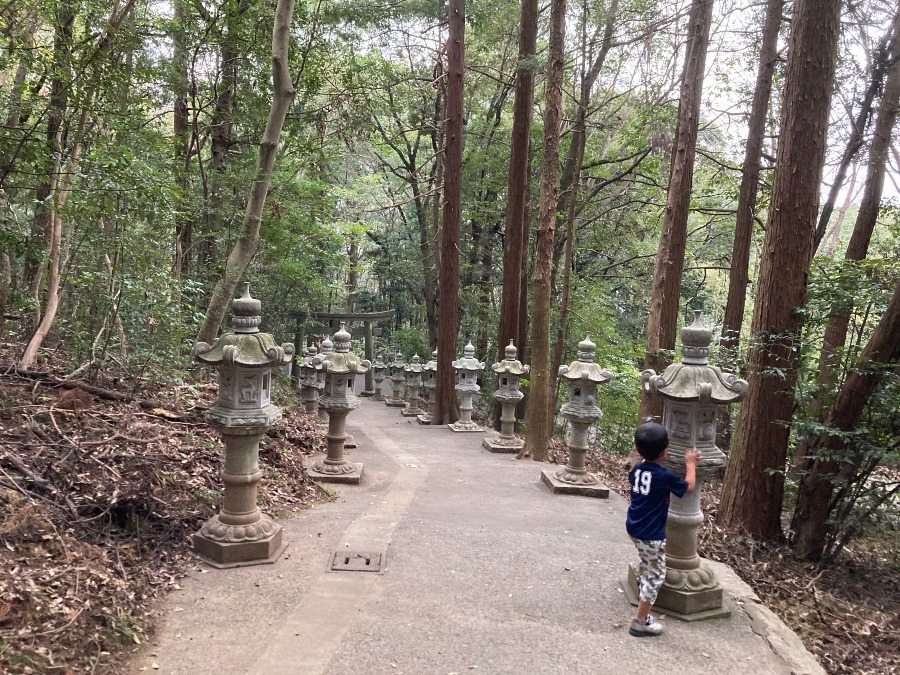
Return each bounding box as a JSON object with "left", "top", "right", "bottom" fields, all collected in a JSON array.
[
  {"left": 680, "top": 309, "right": 712, "bottom": 365},
  {"left": 334, "top": 322, "right": 351, "bottom": 353},
  {"left": 577, "top": 335, "right": 596, "bottom": 362},
  {"left": 504, "top": 340, "right": 518, "bottom": 360},
  {"left": 231, "top": 282, "right": 261, "bottom": 334}
]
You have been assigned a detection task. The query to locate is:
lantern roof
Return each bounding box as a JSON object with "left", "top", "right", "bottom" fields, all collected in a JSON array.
[
  {"left": 453, "top": 341, "right": 485, "bottom": 372},
  {"left": 492, "top": 340, "right": 529, "bottom": 376},
  {"left": 559, "top": 336, "right": 611, "bottom": 383},
  {"left": 373, "top": 353, "right": 387, "bottom": 369},
  {"left": 391, "top": 351, "right": 406, "bottom": 367},
  {"left": 642, "top": 312, "right": 747, "bottom": 403},
  {"left": 194, "top": 284, "right": 294, "bottom": 368},
  {"left": 422, "top": 349, "right": 438, "bottom": 371},
  {"left": 321, "top": 335, "right": 334, "bottom": 354}
]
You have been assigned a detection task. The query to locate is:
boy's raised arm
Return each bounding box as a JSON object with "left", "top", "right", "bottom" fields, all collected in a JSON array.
[{"left": 684, "top": 448, "right": 700, "bottom": 493}]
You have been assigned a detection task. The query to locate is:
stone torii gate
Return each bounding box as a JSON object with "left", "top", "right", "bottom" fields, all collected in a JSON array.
[{"left": 290, "top": 309, "right": 395, "bottom": 396}]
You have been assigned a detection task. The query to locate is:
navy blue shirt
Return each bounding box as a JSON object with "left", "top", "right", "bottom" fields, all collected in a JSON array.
[{"left": 626, "top": 461, "right": 689, "bottom": 541}]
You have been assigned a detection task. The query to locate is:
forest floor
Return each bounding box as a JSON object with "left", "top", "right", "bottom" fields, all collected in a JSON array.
[{"left": 0, "top": 352, "right": 896, "bottom": 674}]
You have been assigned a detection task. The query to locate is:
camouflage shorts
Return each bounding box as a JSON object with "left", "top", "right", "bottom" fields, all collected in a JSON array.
[{"left": 631, "top": 537, "right": 666, "bottom": 604}]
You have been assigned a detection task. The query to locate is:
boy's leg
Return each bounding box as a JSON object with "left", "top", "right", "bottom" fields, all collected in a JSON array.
[{"left": 631, "top": 538, "right": 667, "bottom": 618}]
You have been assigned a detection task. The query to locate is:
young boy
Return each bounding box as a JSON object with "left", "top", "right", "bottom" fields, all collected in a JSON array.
[{"left": 626, "top": 421, "right": 699, "bottom": 637}]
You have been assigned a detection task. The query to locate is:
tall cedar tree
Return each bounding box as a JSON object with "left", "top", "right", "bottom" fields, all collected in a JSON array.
[
  {"left": 434, "top": 0, "right": 465, "bottom": 425},
  {"left": 522, "top": 0, "right": 566, "bottom": 462},
  {"left": 497, "top": 0, "right": 538, "bottom": 367},
  {"left": 196, "top": 0, "right": 297, "bottom": 344},
  {"left": 718, "top": 0, "right": 842, "bottom": 540},
  {"left": 638, "top": 0, "right": 714, "bottom": 423}
]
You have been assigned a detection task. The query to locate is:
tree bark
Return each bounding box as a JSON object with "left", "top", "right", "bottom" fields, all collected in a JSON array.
[
  {"left": 497, "top": 0, "right": 538, "bottom": 366},
  {"left": 638, "top": 0, "right": 714, "bottom": 423},
  {"left": 434, "top": 0, "right": 465, "bottom": 425},
  {"left": 718, "top": 0, "right": 842, "bottom": 541},
  {"left": 791, "top": 279, "right": 900, "bottom": 560},
  {"left": 720, "top": 0, "right": 782, "bottom": 354},
  {"left": 522, "top": 0, "right": 566, "bottom": 462},
  {"left": 173, "top": 0, "right": 192, "bottom": 281},
  {"left": 196, "top": 0, "right": 297, "bottom": 344}
]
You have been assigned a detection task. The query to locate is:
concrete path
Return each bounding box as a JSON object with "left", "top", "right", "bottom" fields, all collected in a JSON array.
[{"left": 133, "top": 399, "right": 824, "bottom": 675}]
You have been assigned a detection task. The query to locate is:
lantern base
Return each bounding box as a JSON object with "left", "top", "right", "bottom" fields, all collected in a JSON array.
[
  {"left": 308, "top": 462, "right": 364, "bottom": 484},
  {"left": 540, "top": 469, "right": 609, "bottom": 498},
  {"left": 416, "top": 413, "right": 432, "bottom": 424},
  {"left": 401, "top": 406, "right": 425, "bottom": 417},
  {"left": 359, "top": 389, "right": 375, "bottom": 397},
  {"left": 482, "top": 436, "right": 523, "bottom": 453},
  {"left": 192, "top": 526, "right": 284, "bottom": 568},
  {"left": 385, "top": 398, "right": 406, "bottom": 407},
  {"left": 448, "top": 421, "right": 482, "bottom": 432},
  {"left": 624, "top": 562, "right": 731, "bottom": 620}
]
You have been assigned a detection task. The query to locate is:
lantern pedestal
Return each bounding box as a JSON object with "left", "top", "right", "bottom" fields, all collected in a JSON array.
[
  {"left": 539, "top": 470, "right": 609, "bottom": 498},
  {"left": 624, "top": 562, "right": 730, "bottom": 621},
  {"left": 448, "top": 391, "right": 481, "bottom": 432},
  {"left": 482, "top": 398, "right": 522, "bottom": 452},
  {"left": 192, "top": 418, "right": 287, "bottom": 566},
  {"left": 402, "top": 355, "right": 425, "bottom": 417}
]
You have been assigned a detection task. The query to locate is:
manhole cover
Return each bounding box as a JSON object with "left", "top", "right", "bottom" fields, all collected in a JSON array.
[{"left": 330, "top": 551, "right": 384, "bottom": 572}]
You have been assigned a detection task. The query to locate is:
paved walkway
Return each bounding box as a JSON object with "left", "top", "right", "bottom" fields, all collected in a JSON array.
[{"left": 133, "top": 398, "right": 824, "bottom": 675}]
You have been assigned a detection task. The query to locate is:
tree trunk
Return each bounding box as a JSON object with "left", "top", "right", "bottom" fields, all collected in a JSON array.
[
  {"left": 195, "top": 0, "right": 297, "bottom": 344},
  {"left": 496, "top": 0, "right": 538, "bottom": 365},
  {"left": 173, "top": 0, "right": 191, "bottom": 281},
  {"left": 718, "top": 0, "right": 842, "bottom": 541},
  {"left": 522, "top": 0, "right": 566, "bottom": 463},
  {"left": 791, "top": 279, "right": 900, "bottom": 560},
  {"left": 638, "top": 0, "right": 714, "bottom": 423},
  {"left": 434, "top": 0, "right": 465, "bottom": 425},
  {"left": 24, "top": 3, "right": 74, "bottom": 314},
  {"left": 720, "top": 0, "right": 782, "bottom": 354},
  {"left": 813, "top": 7, "right": 900, "bottom": 248}
]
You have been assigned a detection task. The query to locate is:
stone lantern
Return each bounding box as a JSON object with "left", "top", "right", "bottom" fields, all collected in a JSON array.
[
  {"left": 541, "top": 336, "right": 612, "bottom": 498},
  {"left": 402, "top": 355, "right": 426, "bottom": 417},
  {"left": 630, "top": 310, "right": 747, "bottom": 619},
  {"left": 449, "top": 341, "right": 485, "bottom": 432},
  {"left": 418, "top": 350, "right": 438, "bottom": 424},
  {"left": 307, "top": 323, "right": 371, "bottom": 484},
  {"left": 386, "top": 351, "right": 407, "bottom": 407},
  {"left": 371, "top": 354, "right": 388, "bottom": 401},
  {"left": 483, "top": 341, "right": 529, "bottom": 453},
  {"left": 192, "top": 283, "right": 294, "bottom": 566},
  {"left": 297, "top": 346, "right": 320, "bottom": 415}
]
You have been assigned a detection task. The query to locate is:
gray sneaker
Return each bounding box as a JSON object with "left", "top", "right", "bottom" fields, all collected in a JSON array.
[{"left": 629, "top": 615, "right": 664, "bottom": 637}]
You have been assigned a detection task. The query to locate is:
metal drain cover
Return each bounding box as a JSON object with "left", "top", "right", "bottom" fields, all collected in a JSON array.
[{"left": 330, "top": 551, "right": 384, "bottom": 572}]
